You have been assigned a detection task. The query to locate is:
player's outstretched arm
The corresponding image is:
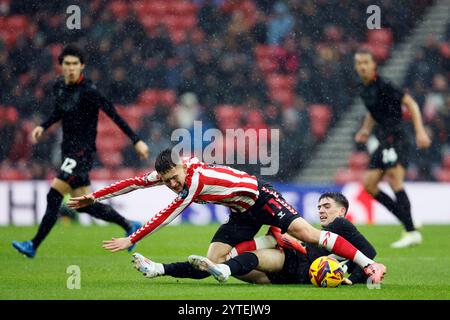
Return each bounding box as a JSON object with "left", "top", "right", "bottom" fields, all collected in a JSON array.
[{"left": 402, "top": 94, "right": 431, "bottom": 149}]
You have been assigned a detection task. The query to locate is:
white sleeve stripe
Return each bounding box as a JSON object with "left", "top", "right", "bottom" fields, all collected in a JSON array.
[
  {"left": 200, "top": 185, "right": 259, "bottom": 196},
  {"left": 201, "top": 169, "right": 257, "bottom": 185},
  {"left": 95, "top": 185, "right": 143, "bottom": 201}
]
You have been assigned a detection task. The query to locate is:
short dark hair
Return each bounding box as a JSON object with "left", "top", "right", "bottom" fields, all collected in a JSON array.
[
  {"left": 155, "top": 148, "right": 181, "bottom": 174},
  {"left": 355, "top": 48, "right": 375, "bottom": 61},
  {"left": 318, "top": 192, "right": 349, "bottom": 215},
  {"left": 58, "top": 44, "right": 85, "bottom": 65}
]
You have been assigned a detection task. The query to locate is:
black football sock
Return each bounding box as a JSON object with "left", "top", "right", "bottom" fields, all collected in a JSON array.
[
  {"left": 163, "top": 262, "right": 210, "bottom": 279},
  {"left": 374, "top": 190, "right": 399, "bottom": 215},
  {"left": 31, "top": 188, "right": 64, "bottom": 249},
  {"left": 80, "top": 203, "right": 132, "bottom": 231},
  {"left": 395, "top": 190, "right": 415, "bottom": 232},
  {"left": 223, "top": 252, "right": 259, "bottom": 276},
  {"left": 374, "top": 190, "right": 408, "bottom": 227}
]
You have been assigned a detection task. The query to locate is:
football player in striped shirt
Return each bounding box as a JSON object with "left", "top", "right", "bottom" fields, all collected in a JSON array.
[{"left": 68, "top": 149, "right": 386, "bottom": 283}]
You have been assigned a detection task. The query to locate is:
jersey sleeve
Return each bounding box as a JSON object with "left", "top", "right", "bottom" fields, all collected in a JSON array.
[
  {"left": 128, "top": 170, "right": 204, "bottom": 243},
  {"left": 41, "top": 83, "right": 63, "bottom": 130},
  {"left": 86, "top": 88, "right": 141, "bottom": 144},
  {"left": 92, "top": 171, "right": 162, "bottom": 201}
]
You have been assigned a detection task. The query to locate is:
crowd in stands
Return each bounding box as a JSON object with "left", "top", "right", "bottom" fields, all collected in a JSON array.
[{"left": 1, "top": 0, "right": 443, "bottom": 183}]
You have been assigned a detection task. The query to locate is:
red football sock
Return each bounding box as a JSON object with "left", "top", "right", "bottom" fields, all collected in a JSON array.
[{"left": 319, "top": 230, "right": 373, "bottom": 268}]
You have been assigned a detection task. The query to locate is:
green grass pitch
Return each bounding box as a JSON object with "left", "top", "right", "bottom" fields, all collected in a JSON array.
[{"left": 1, "top": 223, "right": 450, "bottom": 300}]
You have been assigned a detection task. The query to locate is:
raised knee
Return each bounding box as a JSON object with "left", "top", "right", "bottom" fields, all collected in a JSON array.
[{"left": 207, "top": 252, "right": 227, "bottom": 264}]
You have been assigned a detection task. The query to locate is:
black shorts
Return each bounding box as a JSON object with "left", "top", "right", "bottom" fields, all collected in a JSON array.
[
  {"left": 56, "top": 151, "right": 94, "bottom": 189},
  {"left": 211, "top": 212, "right": 263, "bottom": 247},
  {"left": 210, "top": 182, "right": 301, "bottom": 246},
  {"left": 369, "top": 135, "right": 410, "bottom": 170},
  {"left": 266, "top": 249, "right": 311, "bottom": 284}
]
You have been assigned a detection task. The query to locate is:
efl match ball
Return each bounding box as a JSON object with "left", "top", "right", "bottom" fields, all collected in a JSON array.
[{"left": 309, "top": 256, "right": 344, "bottom": 288}]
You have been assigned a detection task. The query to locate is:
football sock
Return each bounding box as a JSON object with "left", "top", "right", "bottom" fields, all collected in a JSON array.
[
  {"left": 375, "top": 190, "right": 414, "bottom": 230},
  {"left": 32, "top": 188, "right": 64, "bottom": 249},
  {"left": 80, "top": 203, "right": 132, "bottom": 231},
  {"left": 319, "top": 230, "right": 374, "bottom": 268},
  {"left": 223, "top": 252, "right": 259, "bottom": 276},
  {"left": 163, "top": 262, "right": 210, "bottom": 279},
  {"left": 395, "top": 190, "right": 415, "bottom": 232},
  {"left": 374, "top": 191, "right": 401, "bottom": 218},
  {"left": 228, "top": 235, "right": 277, "bottom": 258}
]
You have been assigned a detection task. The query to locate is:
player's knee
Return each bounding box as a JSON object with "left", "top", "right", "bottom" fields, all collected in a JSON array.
[
  {"left": 206, "top": 243, "right": 231, "bottom": 263},
  {"left": 207, "top": 252, "right": 228, "bottom": 264}
]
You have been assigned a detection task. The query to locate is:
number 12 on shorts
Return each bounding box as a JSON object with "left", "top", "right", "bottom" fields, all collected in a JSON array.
[
  {"left": 61, "top": 157, "right": 77, "bottom": 174},
  {"left": 382, "top": 148, "right": 398, "bottom": 164}
]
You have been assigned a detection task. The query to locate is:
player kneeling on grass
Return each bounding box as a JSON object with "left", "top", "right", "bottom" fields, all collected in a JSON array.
[
  {"left": 133, "top": 192, "right": 377, "bottom": 285},
  {"left": 68, "top": 149, "right": 386, "bottom": 283}
]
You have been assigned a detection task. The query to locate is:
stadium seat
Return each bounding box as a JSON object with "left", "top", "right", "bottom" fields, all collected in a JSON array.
[
  {"left": 139, "top": 14, "right": 159, "bottom": 32},
  {"left": 266, "top": 74, "right": 296, "bottom": 91},
  {"left": 158, "top": 90, "right": 177, "bottom": 106},
  {"left": 348, "top": 151, "right": 370, "bottom": 171},
  {"left": 442, "top": 154, "right": 450, "bottom": 170},
  {"left": 164, "top": 15, "right": 179, "bottom": 30},
  {"left": 255, "top": 45, "right": 277, "bottom": 60},
  {"left": 116, "top": 105, "right": 144, "bottom": 128},
  {"left": 99, "top": 151, "right": 123, "bottom": 168},
  {"left": 153, "top": 1, "right": 170, "bottom": 15},
  {"left": 90, "top": 168, "right": 114, "bottom": 180},
  {"left": 257, "top": 58, "right": 278, "bottom": 75},
  {"left": 112, "top": 167, "right": 136, "bottom": 180},
  {"left": 434, "top": 168, "right": 450, "bottom": 183},
  {"left": 98, "top": 132, "right": 127, "bottom": 150},
  {"left": 334, "top": 168, "right": 363, "bottom": 184},
  {"left": 137, "top": 89, "right": 160, "bottom": 107},
  {"left": 108, "top": 1, "right": 129, "bottom": 20},
  {"left": 170, "top": 29, "right": 187, "bottom": 44},
  {"left": 270, "top": 89, "right": 294, "bottom": 107},
  {"left": 360, "top": 43, "right": 390, "bottom": 61},
  {"left": 367, "top": 28, "right": 393, "bottom": 47},
  {"left": 245, "top": 109, "right": 268, "bottom": 129},
  {"left": 308, "top": 104, "right": 332, "bottom": 140},
  {"left": 6, "top": 15, "right": 28, "bottom": 32},
  {"left": 215, "top": 104, "right": 242, "bottom": 130}
]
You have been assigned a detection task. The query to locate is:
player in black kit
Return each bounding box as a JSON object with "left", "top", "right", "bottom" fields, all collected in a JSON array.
[
  {"left": 12, "top": 45, "right": 149, "bottom": 258},
  {"left": 133, "top": 193, "right": 377, "bottom": 286},
  {"left": 353, "top": 49, "right": 431, "bottom": 248}
]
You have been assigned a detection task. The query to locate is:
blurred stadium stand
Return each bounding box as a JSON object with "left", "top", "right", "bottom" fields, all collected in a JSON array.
[{"left": 0, "top": 0, "right": 446, "bottom": 183}]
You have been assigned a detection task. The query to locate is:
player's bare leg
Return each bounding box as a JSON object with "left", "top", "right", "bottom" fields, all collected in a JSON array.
[
  {"left": 207, "top": 242, "right": 233, "bottom": 263},
  {"left": 362, "top": 168, "right": 384, "bottom": 197},
  {"left": 386, "top": 165, "right": 422, "bottom": 248}
]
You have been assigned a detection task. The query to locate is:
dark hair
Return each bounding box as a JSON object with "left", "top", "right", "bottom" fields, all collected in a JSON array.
[
  {"left": 155, "top": 148, "right": 181, "bottom": 174},
  {"left": 355, "top": 48, "right": 375, "bottom": 61},
  {"left": 318, "top": 192, "right": 349, "bottom": 215},
  {"left": 58, "top": 44, "right": 85, "bottom": 65}
]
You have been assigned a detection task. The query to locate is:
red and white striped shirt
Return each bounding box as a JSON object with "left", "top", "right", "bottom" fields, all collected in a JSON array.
[{"left": 92, "top": 157, "right": 259, "bottom": 243}]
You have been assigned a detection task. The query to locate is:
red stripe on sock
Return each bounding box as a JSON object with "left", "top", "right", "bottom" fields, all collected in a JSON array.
[
  {"left": 234, "top": 240, "right": 257, "bottom": 255},
  {"left": 332, "top": 236, "right": 358, "bottom": 261}
]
